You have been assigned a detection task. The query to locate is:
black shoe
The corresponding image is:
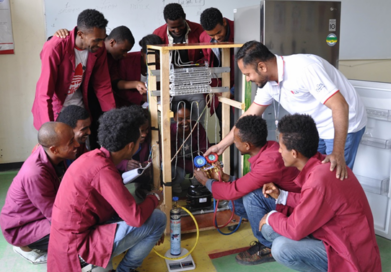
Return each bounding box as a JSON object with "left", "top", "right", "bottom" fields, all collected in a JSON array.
[{"left": 235, "top": 241, "right": 274, "bottom": 265}]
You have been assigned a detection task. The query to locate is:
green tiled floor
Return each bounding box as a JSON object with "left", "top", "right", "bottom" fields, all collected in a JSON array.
[
  {"left": 1, "top": 170, "right": 391, "bottom": 271},
  {"left": 212, "top": 235, "right": 391, "bottom": 272}
]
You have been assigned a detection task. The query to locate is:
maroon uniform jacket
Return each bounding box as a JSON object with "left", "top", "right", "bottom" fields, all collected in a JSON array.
[
  {"left": 32, "top": 27, "right": 115, "bottom": 130},
  {"left": 269, "top": 153, "right": 381, "bottom": 272},
  {"left": 153, "top": 20, "right": 204, "bottom": 63},
  {"left": 47, "top": 148, "right": 159, "bottom": 271}
]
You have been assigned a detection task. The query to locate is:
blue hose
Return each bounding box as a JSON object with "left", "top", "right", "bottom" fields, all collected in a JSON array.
[{"left": 213, "top": 199, "right": 242, "bottom": 235}]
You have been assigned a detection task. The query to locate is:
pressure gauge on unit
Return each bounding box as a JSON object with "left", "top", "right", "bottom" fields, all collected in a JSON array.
[
  {"left": 194, "top": 156, "right": 207, "bottom": 168},
  {"left": 205, "top": 153, "right": 218, "bottom": 164}
]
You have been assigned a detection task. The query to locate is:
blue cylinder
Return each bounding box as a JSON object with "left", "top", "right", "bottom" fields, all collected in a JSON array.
[{"left": 170, "top": 199, "right": 181, "bottom": 256}]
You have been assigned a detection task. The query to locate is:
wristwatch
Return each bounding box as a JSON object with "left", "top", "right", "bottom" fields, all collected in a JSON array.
[{"left": 147, "top": 192, "right": 160, "bottom": 201}]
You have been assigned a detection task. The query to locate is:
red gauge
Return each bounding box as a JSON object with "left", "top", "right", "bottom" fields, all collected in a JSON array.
[{"left": 205, "top": 153, "right": 218, "bottom": 163}]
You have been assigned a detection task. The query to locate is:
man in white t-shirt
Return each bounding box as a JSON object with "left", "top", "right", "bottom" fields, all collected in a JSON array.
[{"left": 205, "top": 41, "right": 367, "bottom": 180}]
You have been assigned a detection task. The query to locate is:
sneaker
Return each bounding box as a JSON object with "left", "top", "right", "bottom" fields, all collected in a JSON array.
[
  {"left": 235, "top": 241, "right": 274, "bottom": 265},
  {"left": 13, "top": 246, "right": 47, "bottom": 264}
]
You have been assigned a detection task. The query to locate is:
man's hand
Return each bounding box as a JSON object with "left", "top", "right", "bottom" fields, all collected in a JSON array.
[
  {"left": 135, "top": 81, "right": 147, "bottom": 95},
  {"left": 155, "top": 233, "right": 165, "bottom": 246},
  {"left": 126, "top": 159, "right": 141, "bottom": 171},
  {"left": 262, "top": 182, "right": 280, "bottom": 199},
  {"left": 204, "top": 144, "right": 226, "bottom": 156},
  {"left": 322, "top": 152, "right": 348, "bottom": 180},
  {"left": 54, "top": 29, "right": 69, "bottom": 38},
  {"left": 259, "top": 213, "right": 268, "bottom": 231},
  {"left": 150, "top": 189, "right": 163, "bottom": 206},
  {"left": 209, "top": 162, "right": 224, "bottom": 181},
  {"left": 193, "top": 168, "right": 209, "bottom": 186}
]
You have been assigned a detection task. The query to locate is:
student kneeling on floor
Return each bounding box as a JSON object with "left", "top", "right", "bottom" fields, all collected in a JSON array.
[
  {"left": 47, "top": 107, "right": 166, "bottom": 272},
  {"left": 259, "top": 114, "right": 381, "bottom": 272},
  {"left": 0, "top": 122, "right": 79, "bottom": 264},
  {"left": 193, "top": 115, "right": 300, "bottom": 265}
]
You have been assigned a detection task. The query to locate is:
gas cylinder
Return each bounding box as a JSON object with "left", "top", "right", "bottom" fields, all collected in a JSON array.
[{"left": 170, "top": 197, "right": 181, "bottom": 256}]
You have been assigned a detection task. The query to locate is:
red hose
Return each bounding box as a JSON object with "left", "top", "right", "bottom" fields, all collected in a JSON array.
[{"left": 213, "top": 171, "right": 235, "bottom": 229}]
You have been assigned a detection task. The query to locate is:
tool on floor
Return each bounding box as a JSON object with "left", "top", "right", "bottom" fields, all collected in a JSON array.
[{"left": 153, "top": 197, "right": 198, "bottom": 271}]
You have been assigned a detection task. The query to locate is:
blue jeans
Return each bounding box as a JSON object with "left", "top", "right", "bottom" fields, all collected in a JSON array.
[
  {"left": 318, "top": 127, "right": 365, "bottom": 169},
  {"left": 230, "top": 188, "right": 276, "bottom": 248},
  {"left": 111, "top": 210, "right": 166, "bottom": 272},
  {"left": 261, "top": 225, "right": 328, "bottom": 272}
]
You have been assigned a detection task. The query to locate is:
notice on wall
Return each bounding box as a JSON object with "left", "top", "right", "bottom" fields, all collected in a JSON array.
[{"left": 0, "top": 0, "right": 14, "bottom": 54}]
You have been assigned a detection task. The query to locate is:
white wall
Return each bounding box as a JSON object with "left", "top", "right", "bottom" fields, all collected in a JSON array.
[
  {"left": 0, "top": 0, "right": 46, "bottom": 163},
  {"left": 0, "top": 0, "right": 390, "bottom": 163}
]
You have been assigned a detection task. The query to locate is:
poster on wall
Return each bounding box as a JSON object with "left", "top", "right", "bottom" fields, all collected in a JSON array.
[{"left": 0, "top": 0, "right": 14, "bottom": 54}]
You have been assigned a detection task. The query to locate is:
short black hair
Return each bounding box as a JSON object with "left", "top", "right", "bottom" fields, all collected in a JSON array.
[
  {"left": 77, "top": 9, "right": 108, "bottom": 32},
  {"left": 98, "top": 107, "right": 146, "bottom": 152},
  {"left": 57, "top": 105, "right": 90, "bottom": 129},
  {"left": 235, "top": 115, "right": 268, "bottom": 148},
  {"left": 139, "top": 34, "right": 163, "bottom": 54},
  {"left": 107, "top": 26, "right": 135, "bottom": 45},
  {"left": 236, "top": 40, "right": 275, "bottom": 69},
  {"left": 200, "top": 8, "right": 223, "bottom": 31},
  {"left": 128, "top": 105, "right": 150, "bottom": 124},
  {"left": 278, "top": 114, "right": 319, "bottom": 159},
  {"left": 171, "top": 100, "right": 192, "bottom": 115},
  {"left": 163, "top": 3, "right": 185, "bottom": 22}
]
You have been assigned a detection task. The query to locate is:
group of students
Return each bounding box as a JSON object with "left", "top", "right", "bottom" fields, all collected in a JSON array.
[
  {"left": 0, "top": 2, "right": 384, "bottom": 272},
  {"left": 31, "top": 4, "right": 234, "bottom": 149}
]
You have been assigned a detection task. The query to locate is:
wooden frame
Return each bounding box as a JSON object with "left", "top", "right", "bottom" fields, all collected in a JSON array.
[{"left": 147, "top": 43, "right": 244, "bottom": 232}]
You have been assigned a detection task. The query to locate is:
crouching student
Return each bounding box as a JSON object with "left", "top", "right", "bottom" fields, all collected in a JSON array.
[
  {"left": 171, "top": 100, "right": 209, "bottom": 194},
  {"left": 193, "top": 115, "right": 300, "bottom": 265},
  {"left": 47, "top": 107, "right": 166, "bottom": 272},
  {"left": 0, "top": 122, "right": 79, "bottom": 264},
  {"left": 259, "top": 114, "right": 381, "bottom": 272},
  {"left": 56, "top": 105, "right": 91, "bottom": 164},
  {"left": 117, "top": 105, "right": 153, "bottom": 199}
]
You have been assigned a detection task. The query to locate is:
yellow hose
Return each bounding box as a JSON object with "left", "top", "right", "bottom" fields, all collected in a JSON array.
[{"left": 153, "top": 206, "right": 199, "bottom": 260}]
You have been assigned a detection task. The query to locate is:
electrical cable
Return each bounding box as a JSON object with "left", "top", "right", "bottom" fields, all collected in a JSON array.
[{"left": 153, "top": 206, "right": 199, "bottom": 260}]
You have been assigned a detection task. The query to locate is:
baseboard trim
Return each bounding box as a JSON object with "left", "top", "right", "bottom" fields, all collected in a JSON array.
[{"left": 0, "top": 162, "right": 23, "bottom": 172}]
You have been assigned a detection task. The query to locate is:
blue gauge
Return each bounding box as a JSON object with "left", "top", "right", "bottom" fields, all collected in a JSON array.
[{"left": 194, "top": 156, "right": 207, "bottom": 168}]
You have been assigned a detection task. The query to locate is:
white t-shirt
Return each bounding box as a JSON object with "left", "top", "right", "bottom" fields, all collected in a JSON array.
[
  {"left": 63, "top": 48, "right": 89, "bottom": 108},
  {"left": 254, "top": 54, "right": 367, "bottom": 139}
]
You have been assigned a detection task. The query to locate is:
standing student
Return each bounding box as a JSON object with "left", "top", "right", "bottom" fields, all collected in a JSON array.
[
  {"left": 54, "top": 25, "right": 141, "bottom": 148},
  {"left": 206, "top": 41, "right": 367, "bottom": 180},
  {"left": 153, "top": 3, "right": 206, "bottom": 127},
  {"left": 0, "top": 122, "right": 79, "bottom": 264},
  {"left": 199, "top": 7, "right": 235, "bottom": 129},
  {"left": 116, "top": 34, "right": 163, "bottom": 107},
  {"left": 32, "top": 9, "right": 115, "bottom": 130},
  {"left": 259, "top": 114, "right": 381, "bottom": 272},
  {"left": 153, "top": 3, "right": 203, "bottom": 64},
  {"left": 47, "top": 107, "right": 166, "bottom": 272}
]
